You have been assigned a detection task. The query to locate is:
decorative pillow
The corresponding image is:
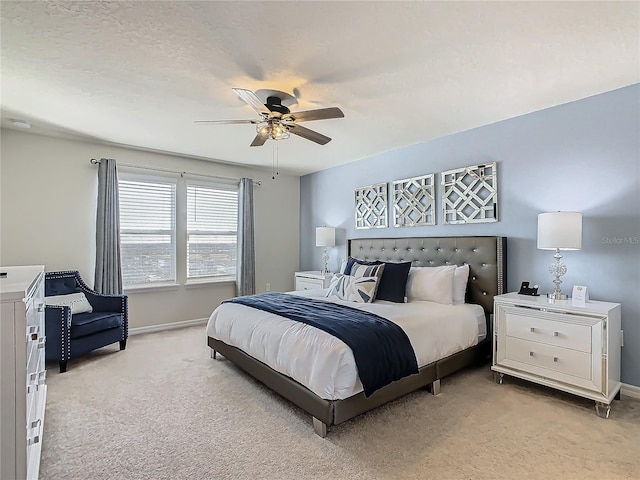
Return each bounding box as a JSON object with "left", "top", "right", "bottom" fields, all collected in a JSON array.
[
  {"left": 375, "top": 261, "right": 412, "bottom": 303},
  {"left": 406, "top": 265, "right": 457, "bottom": 304},
  {"left": 45, "top": 292, "right": 93, "bottom": 314},
  {"left": 326, "top": 273, "right": 379, "bottom": 303},
  {"left": 343, "top": 257, "right": 382, "bottom": 275},
  {"left": 351, "top": 262, "right": 385, "bottom": 280},
  {"left": 452, "top": 264, "right": 470, "bottom": 304},
  {"left": 351, "top": 262, "right": 385, "bottom": 299}
]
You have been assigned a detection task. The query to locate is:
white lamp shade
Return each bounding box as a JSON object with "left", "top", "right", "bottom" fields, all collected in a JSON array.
[
  {"left": 315, "top": 226, "right": 335, "bottom": 247},
  {"left": 537, "top": 212, "right": 582, "bottom": 250}
]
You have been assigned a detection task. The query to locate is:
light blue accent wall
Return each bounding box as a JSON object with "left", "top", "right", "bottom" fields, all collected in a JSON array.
[{"left": 300, "top": 84, "right": 640, "bottom": 387}]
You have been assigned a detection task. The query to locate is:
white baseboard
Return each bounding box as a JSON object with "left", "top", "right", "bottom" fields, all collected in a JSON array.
[
  {"left": 621, "top": 383, "right": 640, "bottom": 400},
  {"left": 129, "top": 317, "right": 208, "bottom": 336}
]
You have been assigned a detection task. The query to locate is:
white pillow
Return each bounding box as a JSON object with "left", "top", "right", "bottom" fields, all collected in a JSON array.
[
  {"left": 326, "top": 273, "right": 379, "bottom": 303},
  {"left": 339, "top": 259, "right": 349, "bottom": 274},
  {"left": 452, "top": 264, "right": 470, "bottom": 304},
  {"left": 406, "top": 265, "right": 457, "bottom": 304},
  {"left": 45, "top": 292, "right": 93, "bottom": 314}
]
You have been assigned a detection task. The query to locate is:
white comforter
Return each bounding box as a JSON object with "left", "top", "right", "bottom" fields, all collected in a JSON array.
[{"left": 206, "top": 289, "right": 485, "bottom": 400}]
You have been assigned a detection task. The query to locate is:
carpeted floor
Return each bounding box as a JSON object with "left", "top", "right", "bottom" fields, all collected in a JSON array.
[{"left": 40, "top": 325, "right": 640, "bottom": 480}]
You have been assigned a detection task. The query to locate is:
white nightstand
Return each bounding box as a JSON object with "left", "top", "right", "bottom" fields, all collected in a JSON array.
[
  {"left": 492, "top": 293, "right": 622, "bottom": 418},
  {"left": 294, "top": 271, "right": 332, "bottom": 290}
]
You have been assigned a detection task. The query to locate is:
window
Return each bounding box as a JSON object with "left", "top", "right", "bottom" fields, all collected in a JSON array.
[
  {"left": 117, "top": 172, "right": 239, "bottom": 288},
  {"left": 119, "top": 176, "right": 177, "bottom": 286},
  {"left": 187, "top": 183, "right": 238, "bottom": 279}
]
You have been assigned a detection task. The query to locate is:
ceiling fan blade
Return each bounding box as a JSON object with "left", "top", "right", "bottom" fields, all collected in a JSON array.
[
  {"left": 232, "top": 88, "right": 270, "bottom": 115},
  {"left": 288, "top": 124, "right": 331, "bottom": 145},
  {"left": 250, "top": 134, "right": 268, "bottom": 147},
  {"left": 288, "top": 107, "right": 344, "bottom": 123},
  {"left": 194, "top": 119, "right": 258, "bottom": 125}
]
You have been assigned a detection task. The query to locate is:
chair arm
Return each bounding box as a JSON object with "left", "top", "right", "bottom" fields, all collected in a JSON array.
[
  {"left": 82, "top": 292, "right": 129, "bottom": 339},
  {"left": 45, "top": 305, "right": 72, "bottom": 361},
  {"left": 83, "top": 292, "right": 127, "bottom": 313}
]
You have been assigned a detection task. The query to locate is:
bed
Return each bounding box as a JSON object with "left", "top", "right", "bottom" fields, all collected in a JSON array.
[{"left": 207, "top": 236, "right": 507, "bottom": 436}]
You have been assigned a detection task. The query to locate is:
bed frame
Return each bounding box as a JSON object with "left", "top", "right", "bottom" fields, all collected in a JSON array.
[{"left": 208, "top": 236, "right": 507, "bottom": 437}]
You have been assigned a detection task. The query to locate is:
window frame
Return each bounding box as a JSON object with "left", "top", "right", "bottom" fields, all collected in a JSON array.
[
  {"left": 117, "top": 170, "right": 239, "bottom": 291},
  {"left": 118, "top": 172, "right": 178, "bottom": 289},
  {"left": 185, "top": 179, "right": 239, "bottom": 282}
]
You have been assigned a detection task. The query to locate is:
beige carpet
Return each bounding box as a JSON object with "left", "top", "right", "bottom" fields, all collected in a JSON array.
[{"left": 41, "top": 325, "right": 640, "bottom": 480}]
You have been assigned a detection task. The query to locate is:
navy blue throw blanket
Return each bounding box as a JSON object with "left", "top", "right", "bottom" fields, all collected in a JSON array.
[{"left": 223, "top": 292, "right": 418, "bottom": 397}]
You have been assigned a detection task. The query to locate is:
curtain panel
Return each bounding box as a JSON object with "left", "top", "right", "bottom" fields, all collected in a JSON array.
[
  {"left": 95, "top": 158, "right": 123, "bottom": 295},
  {"left": 237, "top": 178, "right": 255, "bottom": 296}
]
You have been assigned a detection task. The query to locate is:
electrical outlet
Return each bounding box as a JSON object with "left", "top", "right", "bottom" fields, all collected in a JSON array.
[{"left": 266, "top": 283, "right": 271, "bottom": 292}]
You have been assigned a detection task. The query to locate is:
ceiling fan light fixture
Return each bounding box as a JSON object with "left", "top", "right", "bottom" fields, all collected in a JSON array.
[
  {"left": 271, "top": 122, "right": 289, "bottom": 140},
  {"left": 256, "top": 120, "right": 290, "bottom": 141},
  {"left": 257, "top": 122, "right": 271, "bottom": 138}
]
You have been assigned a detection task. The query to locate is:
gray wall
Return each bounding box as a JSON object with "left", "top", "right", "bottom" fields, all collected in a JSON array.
[
  {"left": 1, "top": 130, "right": 300, "bottom": 329},
  {"left": 300, "top": 84, "right": 640, "bottom": 387}
]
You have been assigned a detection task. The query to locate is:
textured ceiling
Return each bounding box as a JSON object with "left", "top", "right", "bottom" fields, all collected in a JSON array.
[{"left": 1, "top": 1, "right": 638, "bottom": 175}]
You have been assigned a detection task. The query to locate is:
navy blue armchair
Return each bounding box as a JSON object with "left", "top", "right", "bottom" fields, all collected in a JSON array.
[{"left": 44, "top": 270, "right": 128, "bottom": 373}]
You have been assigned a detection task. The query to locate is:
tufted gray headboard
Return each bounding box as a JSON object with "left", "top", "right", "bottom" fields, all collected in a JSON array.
[{"left": 348, "top": 236, "right": 507, "bottom": 316}]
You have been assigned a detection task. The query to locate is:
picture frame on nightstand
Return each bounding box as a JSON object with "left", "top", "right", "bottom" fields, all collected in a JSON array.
[{"left": 572, "top": 285, "right": 589, "bottom": 307}]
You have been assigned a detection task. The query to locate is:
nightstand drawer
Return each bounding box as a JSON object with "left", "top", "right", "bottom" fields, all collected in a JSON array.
[
  {"left": 296, "top": 278, "right": 325, "bottom": 291},
  {"left": 504, "top": 336, "right": 592, "bottom": 380},
  {"left": 504, "top": 311, "right": 592, "bottom": 353},
  {"left": 294, "top": 271, "right": 332, "bottom": 290}
]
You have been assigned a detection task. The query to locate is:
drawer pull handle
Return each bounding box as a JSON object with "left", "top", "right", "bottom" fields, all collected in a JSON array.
[
  {"left": 37, "top": 337, "right": 46, "bottom": 348},
  {"left": 554, "top": 357, "right": 559, "bottom": 363},
  {"left": 529, "top": 351, "right": 535, "bottom": 357},
  {"left": 26, "top": 325, "right": 39, "bottom": 341},
  {"left": 554, "top": 331, "right": 559, "bottom": 337},
  {"left": 27, "top": 435, "right": 40, "bottom": 446},
  {"left": 37, "top": 303, "right": 45, "bottom": 312},
  {"left": 30, "top": 418, "right": 41, "bottom": 429},
  {"left": 530, "top": 327, "right": 535, "bottom": 333}
]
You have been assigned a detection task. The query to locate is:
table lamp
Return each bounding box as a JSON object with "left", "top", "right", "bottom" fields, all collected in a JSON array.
[
  {"left": 537, "top": 211, "right": 582, "bottom": 300},
  {"left": 315, "top": 227, "right": 335, "bottom": 275}
]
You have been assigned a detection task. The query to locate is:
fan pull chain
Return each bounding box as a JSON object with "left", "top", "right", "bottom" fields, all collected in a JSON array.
[
  {"left": 271, "top": 141, "right": 280, "bottom": 180},
  {"left": 272, "top": 142, "right": 276, "bottom": 179}
]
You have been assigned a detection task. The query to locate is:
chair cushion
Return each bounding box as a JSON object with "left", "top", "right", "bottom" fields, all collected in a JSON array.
[
  {"left": 71, "top": 312, "right": 122, "bottom": 339},
  {"left": 46, "top": 275, "right": 82, "bottom": 296}
]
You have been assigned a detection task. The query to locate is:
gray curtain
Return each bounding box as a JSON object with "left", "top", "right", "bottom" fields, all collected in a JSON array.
[
  {"left": 236, "top": 178, "right": 255, "bottom": 296},
  {"left": 95, "top": 158, "right": 123, "bottom": 294}
]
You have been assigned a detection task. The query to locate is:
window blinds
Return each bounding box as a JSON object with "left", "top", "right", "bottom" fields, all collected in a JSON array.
[
  {"left": 119, "top": 178, "right": 177, "bottom": 286},
  {"left": 186, "top": 183, "right": 238, "bottom": 279}
]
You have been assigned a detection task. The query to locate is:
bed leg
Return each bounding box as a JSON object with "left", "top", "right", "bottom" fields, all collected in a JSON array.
[
  {"left": 210, "top": 349, "right": 217, "bottom": 360},
  {"left": 430, "top": 379, "right": 441, "bottom": 396},
  {"left": 312, "top": 417, "right": 328, "bottom": 438}
]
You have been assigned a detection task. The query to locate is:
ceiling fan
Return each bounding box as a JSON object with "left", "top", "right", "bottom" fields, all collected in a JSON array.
[{"left": 195, "top": 88, "right": 344, "bottom": 147}]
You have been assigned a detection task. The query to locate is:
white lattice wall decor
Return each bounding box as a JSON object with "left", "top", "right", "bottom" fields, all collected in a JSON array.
[
  {"left": 355, "top": 182, "right": 388, "bottom": 229},
  {"left": 392, "top": 174, "right": 435, "bottom": 227},
  {"left": 441, "top": 162, "right": 498, "bottom": 224}
]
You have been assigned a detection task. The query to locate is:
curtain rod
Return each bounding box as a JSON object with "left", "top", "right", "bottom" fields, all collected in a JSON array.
[{"left": 90, "top": 158, "right": 262, "bottom": 186}]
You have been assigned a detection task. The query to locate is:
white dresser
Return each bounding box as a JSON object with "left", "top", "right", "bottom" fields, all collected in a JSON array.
[
  {"left": 492, "top": 293, "right": 622, "bottom": 417},
  {"left": 294, "top": 271, "right": 332, "bottom": 291},
  {"left": 1, "top": 265, "right": 47, "bottom": 480}
]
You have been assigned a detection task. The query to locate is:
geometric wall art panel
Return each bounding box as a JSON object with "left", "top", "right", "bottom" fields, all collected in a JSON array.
[
  {"left": 441, "top": 162, "right": 498, "bottom": 224},
  {"left": 355, "top": 182, "right": 388, "bottom": 229},
  {"left": 392, "top": 174, "right": 435, "bottom": 227}
]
